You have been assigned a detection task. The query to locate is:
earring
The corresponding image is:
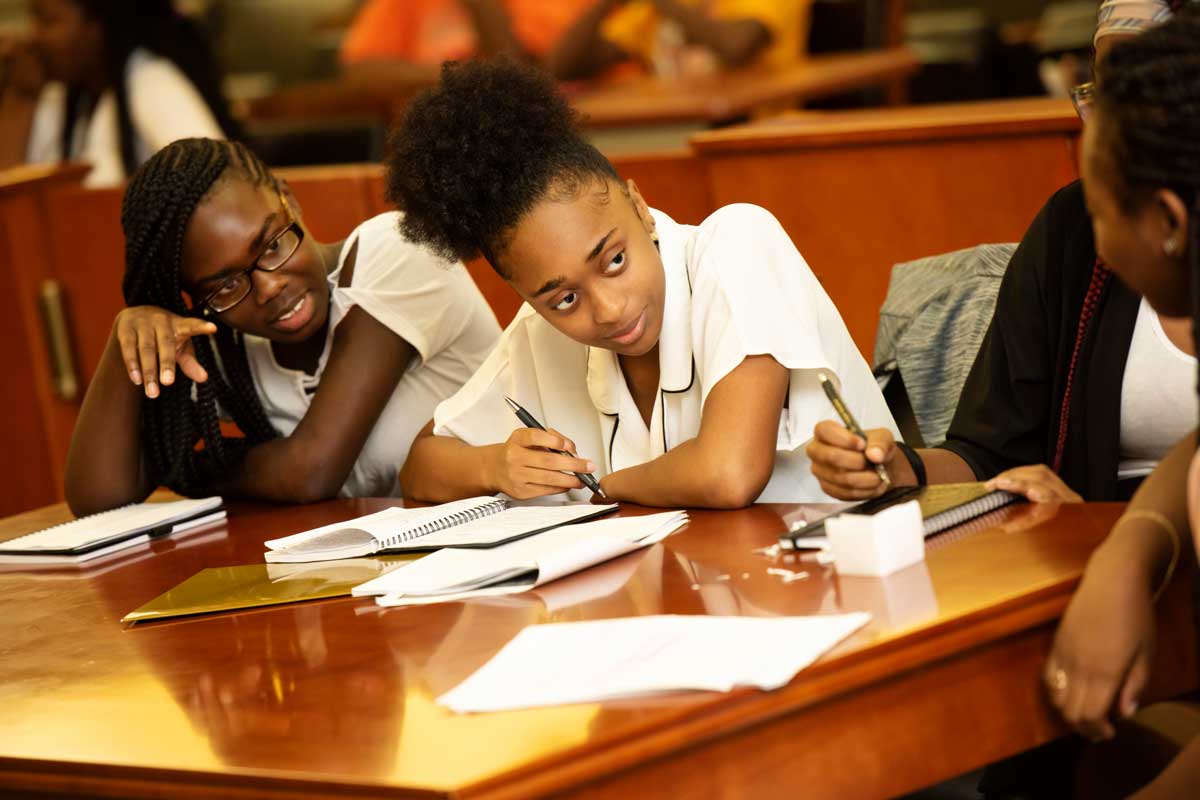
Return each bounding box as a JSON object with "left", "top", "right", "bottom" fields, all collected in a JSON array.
[
  {"left": 1165, "top": 238, "right": 1180, "bottom": 256},
  {"left": 650, "top": 230, "right": 660, "bottom": 248}
]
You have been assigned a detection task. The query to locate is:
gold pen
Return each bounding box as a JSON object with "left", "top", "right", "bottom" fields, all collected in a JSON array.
[{"left": 817, "top": 371, "right": 891, "bottom": 487}]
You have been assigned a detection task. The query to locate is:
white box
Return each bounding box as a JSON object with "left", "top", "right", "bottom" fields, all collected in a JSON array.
[{"left": 825, "top": 500, "right": 925, "bottom": 577}]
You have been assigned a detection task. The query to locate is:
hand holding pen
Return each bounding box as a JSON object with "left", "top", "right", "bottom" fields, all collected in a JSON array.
[
  {"left": 496, "top": 396, "right": 608, "bottom": 500},
  {"left": 807, "top": 372, "right": 893, "bottom": 499}
]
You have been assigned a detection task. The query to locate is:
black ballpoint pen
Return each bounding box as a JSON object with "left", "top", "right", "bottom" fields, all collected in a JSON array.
[
  {"left": 503, "top": 395, "right": 608, "bottom": 498},
  {"left": 817, "top": 371, "right": 891, "bottom": 487}
]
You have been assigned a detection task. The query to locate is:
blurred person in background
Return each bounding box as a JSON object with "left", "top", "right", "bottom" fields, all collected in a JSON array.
[
  {"left": 340, "top": 0, "right": 593, "bottom": 83},
  {"left": 548, "top": 0, "right": 810, "bottom": 81},
  {"left": 0, "top": 0, "right": 239, "bottom": 187}
]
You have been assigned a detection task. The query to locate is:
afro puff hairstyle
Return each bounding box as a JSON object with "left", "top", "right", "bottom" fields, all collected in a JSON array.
[{"left": 385, "top": 59, "right": 620, "bottom": 276}]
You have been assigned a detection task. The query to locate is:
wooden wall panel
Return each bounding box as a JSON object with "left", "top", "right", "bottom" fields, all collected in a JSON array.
[
  {"left": 0, "top": 166, "right": 91, "bottom": 513},
  {"left": 702, "top": 135, "right": 1078, "bottom": 357},
  {"left": 608, "top": 150, "right": 715, "bottom": 226},
  {"left": 0, "top": 197, "right": 59, "bottom": 515}
]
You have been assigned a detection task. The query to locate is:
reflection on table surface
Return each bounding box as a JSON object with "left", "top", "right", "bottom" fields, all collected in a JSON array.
[{"left": 0, "top": 498, "right": 1151, "bottom": 795}]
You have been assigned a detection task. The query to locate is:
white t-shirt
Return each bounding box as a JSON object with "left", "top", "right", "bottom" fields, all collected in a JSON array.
[
  {"left": 244, "top": 212, "right": 502, "bottom": 498},
  {"left": 1118, "top": 298, "right": 1198, "bottom": 480},
  {"left": 433, "top": 204, "right": 898, "bottom": 502},
  {"left": 26, "top": 48, "right": 224, "bottom": 187}
]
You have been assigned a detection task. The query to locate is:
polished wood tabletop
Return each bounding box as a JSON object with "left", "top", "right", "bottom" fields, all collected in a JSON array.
[{"left": 0, "top": 499, "right": 1194, "bottom": 799}]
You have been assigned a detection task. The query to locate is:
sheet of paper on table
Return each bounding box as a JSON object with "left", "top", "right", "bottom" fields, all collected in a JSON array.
[{"left": 438, "top": 612, "right": 871, "bottom": 713}]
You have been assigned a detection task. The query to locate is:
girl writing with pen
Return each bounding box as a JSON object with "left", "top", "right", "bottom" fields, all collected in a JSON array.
[{"left": 392, "top": 59, "right": 896, "bottom": 508}]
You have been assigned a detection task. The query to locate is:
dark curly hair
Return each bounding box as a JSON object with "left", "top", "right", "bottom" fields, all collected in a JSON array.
[
  {"left": 385, "top": 59, "right": 619, "bottom": 276},
  {"left": 121, "top": 138, "right": 279, "bottom": 497}
]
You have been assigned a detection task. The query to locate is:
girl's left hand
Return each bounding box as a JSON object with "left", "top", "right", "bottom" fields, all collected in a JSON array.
[{"left": 986, "top": 464, "right": 1083, "bottom": 503}]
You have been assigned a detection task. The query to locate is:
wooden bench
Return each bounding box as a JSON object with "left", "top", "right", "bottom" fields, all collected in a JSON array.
[{"left": 689, "top": 97, "right": 1082, "bottom": 355}]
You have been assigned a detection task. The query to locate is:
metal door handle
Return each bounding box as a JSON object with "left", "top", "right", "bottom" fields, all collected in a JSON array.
[{"left": 37, "top": 280, "right": 79, "bottom": 401}]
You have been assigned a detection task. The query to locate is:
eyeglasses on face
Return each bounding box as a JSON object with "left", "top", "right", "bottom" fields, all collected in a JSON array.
[
  {"left": 199, "top": 197, "right": 305, "bottom": 314},
  {"left": 1069, "top": 81, "right": 1095, "bottom": 122}
]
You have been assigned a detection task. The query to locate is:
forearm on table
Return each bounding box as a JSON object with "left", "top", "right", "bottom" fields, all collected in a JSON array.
[
  {"left": 64, "top": 334, "right": 153, "bottom": 516},
  {"left": 398, "top": 432, "right": 496, "bottom": 503},
  {"left": 882, "top": 446, "right": 978, "bottom": 487},
  {"left": 603, "top": 436, "right": 769, "bottom": 509}
]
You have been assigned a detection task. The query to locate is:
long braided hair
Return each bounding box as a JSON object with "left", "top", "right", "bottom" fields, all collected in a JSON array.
[
  {"left": 121, "top": 138, "right": 278, "bottom": 496},
  {"left": 1096, "top": 5, "right": 1200, "bottom": 412},
  {"left": 61, "top": 0, "right": 241, "bottom": 177}
]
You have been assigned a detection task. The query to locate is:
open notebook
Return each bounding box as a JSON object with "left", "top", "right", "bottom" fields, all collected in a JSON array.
[
  {"left": 0, "top": 497, "right": 226, "bottom": 564},
  {"left": 264, "top": 497, "right": 618, "bottom": 563},
  {"left": 780, "top": 483, "right": 1021, "bottom": 550},
  {"left": 354, "top": 510, "right": 688, "bottom": 606}
]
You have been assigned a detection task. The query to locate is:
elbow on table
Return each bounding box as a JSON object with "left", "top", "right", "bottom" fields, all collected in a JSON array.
[
  {"left": 276, "top": 450, "right": 350, "bottom": 504},
  {"left": 702, "top": 462, "right": 771, "bottom": 510}
]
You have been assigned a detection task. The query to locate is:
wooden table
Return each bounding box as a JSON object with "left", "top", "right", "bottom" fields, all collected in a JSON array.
[{"left": 0, "top": 499, "right": 1194, "bottom": 799}]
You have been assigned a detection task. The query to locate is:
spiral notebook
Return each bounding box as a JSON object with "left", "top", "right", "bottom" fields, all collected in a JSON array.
[
  {"left": 263, "top": 497, "right": 618, "bottom": 563},
  {"left": 0, "top": 497, "right": 226, "bottom": 564},
  {"left": 781, "top": 483, "right": 1022, "bottom": 550}
]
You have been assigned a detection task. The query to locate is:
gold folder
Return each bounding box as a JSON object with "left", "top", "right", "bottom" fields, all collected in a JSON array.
[{"left": 122, "top": 556, "right": 418, "bottom": 624}]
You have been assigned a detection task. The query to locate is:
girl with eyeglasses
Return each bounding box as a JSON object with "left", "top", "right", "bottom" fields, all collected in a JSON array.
[
  {"left": 1040, "top": 8, "right": 1200, "bottom": 796},
  {"left": 388, "top": 59, "right": 895, "bottom": 507},
  {"left": 64, "top": 138, "right": 501, "bottom": 515},
  {"left": 807, "top": 3, "right": 1198, "bottom": 514}
]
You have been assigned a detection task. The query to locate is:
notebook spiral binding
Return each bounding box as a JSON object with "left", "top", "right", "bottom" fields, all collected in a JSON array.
[
  {"left": 381, "top": 498, "right": 508, "bottom": 546},
  {"left": 924, "top": 491, "right": 1019, "bottom": 536}
]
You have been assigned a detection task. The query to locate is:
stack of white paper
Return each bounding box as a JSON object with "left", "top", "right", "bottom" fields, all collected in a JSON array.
[
  {"left": 437, "top": 613, "right": 870, "bottom": 713},
  {"left": 352, "top": 511, "right": 687, "bottom": 606}
]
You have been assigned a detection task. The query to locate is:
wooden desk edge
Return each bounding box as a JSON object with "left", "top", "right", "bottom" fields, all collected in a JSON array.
[{"left": 690, "top": 105, "right": 1080, "bottom": 153}]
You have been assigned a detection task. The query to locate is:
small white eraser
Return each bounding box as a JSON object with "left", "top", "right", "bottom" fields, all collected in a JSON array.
[{"left": 825, "top": 500, "right": 925, "bottom": 577}]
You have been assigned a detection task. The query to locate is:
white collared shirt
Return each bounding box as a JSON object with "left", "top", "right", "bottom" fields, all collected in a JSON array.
[
  {"left": 245, "top": 212, "right": 501, "bottom": 498},
  {"left": 433, "top": 204, "right": 897, "bottom": 502}
]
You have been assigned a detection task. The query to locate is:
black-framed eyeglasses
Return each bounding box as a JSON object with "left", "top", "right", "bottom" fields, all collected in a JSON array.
[{"left": 199, "top": 196, "right": 305, "bottom": 314}]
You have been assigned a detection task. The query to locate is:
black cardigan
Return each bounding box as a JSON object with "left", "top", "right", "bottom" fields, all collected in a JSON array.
[{"left": 939, "top": 181, "right": 1141, "bottom": 501}]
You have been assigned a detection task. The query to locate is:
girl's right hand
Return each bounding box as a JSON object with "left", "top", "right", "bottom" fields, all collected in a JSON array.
[
  {"left": 806, "top": 420, "right": 898, "bottom": 500},
  {"left": 484, "top": 428, "right": 597, "bottom": 500},
  {"left": 113, "top": 307, "right": 217, "bottom": 398}
]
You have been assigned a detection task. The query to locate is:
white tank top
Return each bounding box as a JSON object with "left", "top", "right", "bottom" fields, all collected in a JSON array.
[{"left": 1117, "top": 298, "right": 1197, "bottom": 480}]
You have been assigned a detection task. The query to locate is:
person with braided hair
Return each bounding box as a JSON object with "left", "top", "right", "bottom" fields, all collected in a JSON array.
[
  {"left": 64, "top": 138, "right": 500, "bottom": 515},
  {"left": 0, "top": 0, "right": 237, "bottom": 187},
  {"left": 389, "top": 59, "right": 895, "bottom": 507},
  {"left": 1032, "top": 8, "right": 1200, "bottom": 797},
  {"left": 807, "top": 5, "right": 1199, "bottom": 517}
]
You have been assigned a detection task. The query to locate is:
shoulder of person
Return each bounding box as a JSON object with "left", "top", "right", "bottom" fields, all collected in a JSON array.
[
  {"left": 342, "top": 211, "right": 470, "bottom": 286},
  {"left": 123, "top": 48, "right": 192, "bottom": 90},
  {"left": 687, "top": 203, "right": 808, "bottom": 287},
  {"left": 1009, "top": 180, "right": 1096, "bottom": 291}
]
